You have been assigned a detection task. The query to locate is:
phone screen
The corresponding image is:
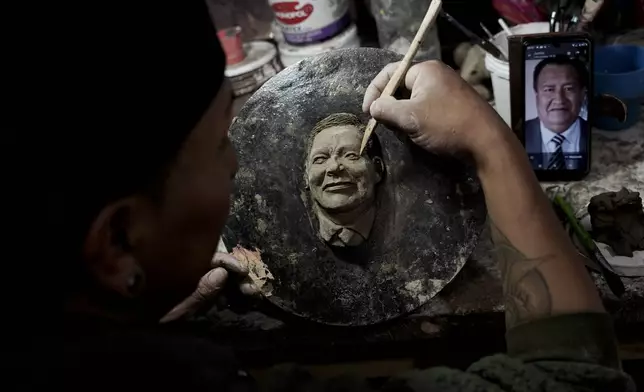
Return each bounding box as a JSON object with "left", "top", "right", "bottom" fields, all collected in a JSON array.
[{"left": 523, "top": 40, "right": 590, "bottom": 173}]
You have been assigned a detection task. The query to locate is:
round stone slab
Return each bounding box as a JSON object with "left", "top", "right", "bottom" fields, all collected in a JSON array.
[{"left": 226, "top": 47, "right": 486, "bottom": 326}]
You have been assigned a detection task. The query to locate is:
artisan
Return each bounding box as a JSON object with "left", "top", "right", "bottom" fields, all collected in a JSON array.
[{"left": 8, "top": 1, "right": 633, "bottom": 391}]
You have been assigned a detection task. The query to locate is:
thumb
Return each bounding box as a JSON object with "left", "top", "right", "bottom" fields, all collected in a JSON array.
[
  {"left": 369, "top": 96, "right": 419, "bottom": 133},
  {"left": 159, "top": 268, "right": 228, "bottom": 323}
]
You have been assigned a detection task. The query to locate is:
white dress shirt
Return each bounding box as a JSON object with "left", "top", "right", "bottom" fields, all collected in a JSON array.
[
  {"left": 540, "top": 118, "right": 581, "bottom": 154},
  {"left": 317, "top": 206, "right": 375, "bottom": 247}
]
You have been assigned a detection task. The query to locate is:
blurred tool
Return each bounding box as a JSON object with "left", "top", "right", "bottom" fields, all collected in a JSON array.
[
  {"left": 552, "top": 195, "right": 626, "bottom": 297},
  {"left": 480, "top": 23, "right": 494, "bottom": 39},
  {"left": 574, "top": 0, "right": 605, "bottom": 31},
  {"left": 566, "top": 15, "right": 579, "bottom": 31},
  {"left": 498, "top": 18, "right": 513, "bottom": 37},
  {"left": 441, "top": 11, "right": 506, "bottom": 60},
  {"left": 549, "top": 10, "right": 558, "bottom": 32},
  {"left": 453, "top": 42, "right": 492, "bottom": 100},
  {"left": 558, "top": 5, "right": 566, "bottom": 31},
  {"left": 360, "top": 0, "right": 443, "bottom": 154}
]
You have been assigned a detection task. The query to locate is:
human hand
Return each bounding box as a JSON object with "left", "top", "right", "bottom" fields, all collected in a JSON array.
[
  {"left": 362, "top": 61, "right": 509, "bottom": 161},
  {"left": 160, "top": 252, "right": 259, "bottom": 323}
]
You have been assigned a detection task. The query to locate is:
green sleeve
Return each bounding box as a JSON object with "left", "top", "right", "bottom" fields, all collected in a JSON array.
[
  {"left": 382, "top": 313, "right": 635, "bottom": 392},
  {"left": 260, "top": 314, "right": 635, "bottom": 392},
  {"left": 505, "top": 312, "right": 620, "bottom": 368}
]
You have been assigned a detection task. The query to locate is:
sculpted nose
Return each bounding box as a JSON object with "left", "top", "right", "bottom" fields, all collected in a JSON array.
[{"left": 326, "top": 157, "right": 343, "bottom": 176}]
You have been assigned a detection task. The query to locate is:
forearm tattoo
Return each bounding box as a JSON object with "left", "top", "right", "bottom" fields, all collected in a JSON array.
[{"left": 490, "top": 221, "right": 553, "bottom": 329}]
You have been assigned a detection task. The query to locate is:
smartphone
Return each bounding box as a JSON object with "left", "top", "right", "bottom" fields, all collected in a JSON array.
[{"left": 509, "top": 33, "right": 593, "bottom": 181}]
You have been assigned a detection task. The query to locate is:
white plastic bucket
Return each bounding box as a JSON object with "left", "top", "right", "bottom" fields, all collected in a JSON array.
[
  {"left": 484, "top": 22, "right": 549, "bottom": 125},
  {"left": 269, "top": 0, "right": 350, "bottom": 45},
  {"left": 225, "top": 41, "right": 282, "bottom": 97},
  {"left": 278, "top": 23, "right": 360, "bottom": 67}
]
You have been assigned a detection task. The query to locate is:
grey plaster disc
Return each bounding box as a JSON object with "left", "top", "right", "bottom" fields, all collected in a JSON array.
[{"left": 226, "top": 48, "right": 486, "bottom": 326}]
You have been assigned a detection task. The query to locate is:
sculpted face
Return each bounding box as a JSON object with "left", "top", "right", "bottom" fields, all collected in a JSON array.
[
  {"left": 535, "top": 64, "right": 585, "bottom": 133},
  {"left": 307, "top": 125, "right": 382, "bottom": 213}
]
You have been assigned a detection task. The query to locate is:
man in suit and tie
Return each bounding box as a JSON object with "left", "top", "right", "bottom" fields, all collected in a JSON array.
[{"left": 525, "top": 55, "right": 589, "bottom": 170}]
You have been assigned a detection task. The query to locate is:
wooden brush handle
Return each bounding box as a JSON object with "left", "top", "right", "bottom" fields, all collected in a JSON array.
[{"left": 360, "top": 0, "right": 443, "bottom": 154}]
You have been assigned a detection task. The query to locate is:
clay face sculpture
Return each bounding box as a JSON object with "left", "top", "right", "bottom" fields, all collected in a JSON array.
[
  {"left": 306, "top": 113, "right": 383, "bottom": 247},
  {"left": 228, "top": 48, "right": 486, "bottom": 325}
]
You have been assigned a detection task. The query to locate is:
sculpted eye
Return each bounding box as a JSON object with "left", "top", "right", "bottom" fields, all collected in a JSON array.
[
  {"left": 345, "top": 152, "right": 359, "bottom": 160},
  {"left": 312, "top": 156, "right": 327, "bottom": 164}
]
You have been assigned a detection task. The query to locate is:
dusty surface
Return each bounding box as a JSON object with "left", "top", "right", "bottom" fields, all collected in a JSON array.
[{"left": 226, "top": 48, "right": 486, "bottom": 326}]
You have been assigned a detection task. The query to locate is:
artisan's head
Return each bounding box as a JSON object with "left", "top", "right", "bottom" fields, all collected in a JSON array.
[
  {"left": 533, "top": 56, "right": 587, "bottom": 133},
  {"left": 306, "top": 113, "right": 384, "bottom": 214},
  {"left": 27, "top": 2, "right": 236, "bottom": 322}
]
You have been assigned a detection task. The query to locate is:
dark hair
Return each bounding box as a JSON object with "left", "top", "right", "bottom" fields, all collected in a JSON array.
[
  {"left": 308, "top": 113, "right": 383, "bottom": 161},
  {"left": 533, "top": 55, "right": 588, "bottom": 91},
  {"left": 7, "top": 1, "right": 227, "bottom": 303}
]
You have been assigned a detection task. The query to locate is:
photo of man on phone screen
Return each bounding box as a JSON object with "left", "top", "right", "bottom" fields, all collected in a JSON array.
[{"left": 525, "top": 55, "right": 589, "bottom": 170}]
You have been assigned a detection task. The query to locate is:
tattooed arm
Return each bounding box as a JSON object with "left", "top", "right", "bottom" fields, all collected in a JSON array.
[
  {"left": 478, "top": 130, "right": 604, "bottom": 329},
  {"left": 360, "top": 60, "right": 605, "bottom": 329},
  {"left": 362, "top": 62, "right": 627, "bottom": 389}
]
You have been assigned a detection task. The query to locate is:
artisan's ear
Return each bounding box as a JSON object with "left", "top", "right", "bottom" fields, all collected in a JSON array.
[
  {"left": 82, "top": 198, "right": 150, "bottom": 298},
  {"left": 373, "top": 156, "right": 384, "bottom": 183}
]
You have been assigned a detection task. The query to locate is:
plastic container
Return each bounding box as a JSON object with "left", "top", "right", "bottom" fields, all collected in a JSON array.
[
  {"left": 278, "top": 23, "right": 360, "bottom": 67},
  {"left": 594, "top": 45, "right": 644, "bottom": 130},
  {"left": 369, "top": 0, "right": 441, "bottom": 61},
  {"left": 225, "top": 41, "right": 282, "bottom": 97},
  {"left": 484, "top": 22, "right": 549, "bottom": 125},
  {"left": 269, "top": 0, "right": 350, "bottom": 45}
]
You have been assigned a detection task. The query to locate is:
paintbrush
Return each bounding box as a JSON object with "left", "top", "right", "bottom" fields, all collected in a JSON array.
[
  {"left": 498, "top": 18, "right": 513, "bottom": 37},
  {"left": 566, "top": 15, "right": 579, "bottom": 31},
  {"left": 573, "top": 0, "right": 605, "bottom": 31},
  {"left": 552, "top": 195, "right": 625, "bottom": 297},
  {"left": 480, "top": 23, "right": 494, "bottom": 39},
  {"left": 359, "top": 0, "right": 443, "bottom": 155},
  {"left": 549, "top": 10, "right": 558, "bottom": 32},
  {"left": 441, "top": 11, "right": 506, "bottom": 60}
]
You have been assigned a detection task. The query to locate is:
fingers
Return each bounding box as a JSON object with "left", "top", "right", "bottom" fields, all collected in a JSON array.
[
  {"left": 204, "top": 255, "right": 261, "bottom": 298},
  {"left": 159, "top": 268, "right": 229, "bottom": 323},
  {"left": 239, "top": 279, "right": 261, "bottom": 296},
  {"left": 160, "top": 253, "right": 263, "bottom": 323},
  {"left": 362, "top": 62, "right": 400, "bottom": 112},
  {"left": 211, "top": 252, "right": 248, "bottom": 276},
  {"left": 369, "top": 96, "right": 420, "bottom": 133},
  {"left": 194, "top": 267, "right": 228, "bottom": 300},
  {"left": 160, "top": 295, "right": 200, "bottom": 323}
]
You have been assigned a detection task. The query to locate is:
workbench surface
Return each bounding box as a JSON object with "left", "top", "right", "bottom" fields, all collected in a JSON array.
[{"left": 208, "top": 110, "right": 644, "bottom": 366}]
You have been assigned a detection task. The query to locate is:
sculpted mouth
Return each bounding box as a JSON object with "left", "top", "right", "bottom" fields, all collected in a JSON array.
[{"left": 323, "top": 181, "right": 355, "bottom": 191}]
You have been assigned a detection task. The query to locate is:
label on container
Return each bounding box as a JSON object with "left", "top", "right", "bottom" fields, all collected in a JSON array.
[{"left": 269, "top": 0, "right": 350, "bottom": 44}]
